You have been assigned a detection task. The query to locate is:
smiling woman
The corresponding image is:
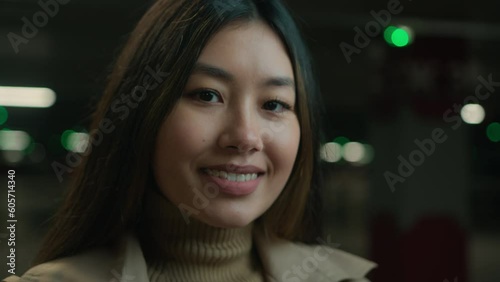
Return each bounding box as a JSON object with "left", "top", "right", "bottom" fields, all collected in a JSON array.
[
  {"left": 153, "top": 20, "right": 301, "bottom": 229},
  {"left": 3, "top": 0, "right": 376, "bottom": 281}
]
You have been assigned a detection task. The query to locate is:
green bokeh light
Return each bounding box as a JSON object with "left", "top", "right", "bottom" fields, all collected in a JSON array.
[
  {"left": 391, "top": 29, "right": 410, "bottom": 47},
  {"left": 383, "top": 26, "right": 398, "bottom": 44},
  {"left": 384, "top": 26, "right": 411, "bottom": 47},
  {"left": 0, "top": 107, "right": 8, "bottom": 125},
  {"left": 60, "top": 129, "right": 75, "bottom": 150},
  {"left": 333, "top": 136, "right": 350, "bottom": 146},
  {"left": 486, "top": 122, "right": 500, "bottom": 142}
]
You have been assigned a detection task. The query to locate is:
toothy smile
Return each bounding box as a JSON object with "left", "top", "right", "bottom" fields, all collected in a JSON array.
[{"left": 202, "top": 168, "right": 260, "bottom": 182}]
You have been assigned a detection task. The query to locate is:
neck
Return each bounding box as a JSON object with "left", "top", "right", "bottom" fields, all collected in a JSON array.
[{"left": 137, "top": 187, "right": 263, "bottom": 282}]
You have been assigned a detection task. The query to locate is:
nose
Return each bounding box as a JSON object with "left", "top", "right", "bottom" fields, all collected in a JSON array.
[{"left": 218, "top": 109, "right": 264, "bottom": 153}]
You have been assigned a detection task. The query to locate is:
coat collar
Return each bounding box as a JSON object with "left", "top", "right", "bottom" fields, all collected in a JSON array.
[
  {"left": 118, "top": 230, "right": 376, "bottom": 282},
  {"left": 253, "top": 230, "right": 377, "bottom": 282}
]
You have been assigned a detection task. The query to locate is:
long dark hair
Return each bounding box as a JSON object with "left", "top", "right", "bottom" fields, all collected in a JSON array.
[{"left": 35, "top": 0, "right": 326, "bottom": 264}]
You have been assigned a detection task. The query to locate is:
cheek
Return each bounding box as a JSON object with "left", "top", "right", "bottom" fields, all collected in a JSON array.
[
  {"left": 154, "top": 107, "right": 212, "bottom": 175},
  {"left": 267, "top": 119, "right": 301, "bottom": 177}
]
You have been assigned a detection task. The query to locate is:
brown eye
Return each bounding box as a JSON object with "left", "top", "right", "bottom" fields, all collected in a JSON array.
[
  {"left": 192, "top": 89, "right": 222, "bottom": 103},
  {"left": 263, "top": 99, "right": 292, "bottom": 113}
]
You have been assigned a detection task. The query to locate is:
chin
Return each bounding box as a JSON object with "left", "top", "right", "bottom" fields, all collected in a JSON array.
[{"left": 199, "top": 210, "right": 257, "bottom": 229}]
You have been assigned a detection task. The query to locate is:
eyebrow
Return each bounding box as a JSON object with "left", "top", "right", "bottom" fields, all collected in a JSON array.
[{"left": 192, "top": 62, "right": 295, "bottom": 90}]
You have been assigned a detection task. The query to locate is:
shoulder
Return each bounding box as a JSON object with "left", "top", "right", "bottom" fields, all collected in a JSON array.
[
  {"left": 4, "top": 235, "right": 150, "bottom": 282},
  {"left": 4, "top": 245, "right": 120, "bottom": 282},
  {"left": 254, "top": 231, "right": 377, "bottom": 282}
]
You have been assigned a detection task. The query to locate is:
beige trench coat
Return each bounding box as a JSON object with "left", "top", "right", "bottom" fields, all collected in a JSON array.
[{"left": 3, "top": 230, "right": 377, "bottom": 282}]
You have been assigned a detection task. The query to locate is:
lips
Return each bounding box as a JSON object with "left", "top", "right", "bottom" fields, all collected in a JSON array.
[
  {"left": 199, "top": 164, "right": 265, "bottom": 196},
  {"left": 200, "top": 170, "right": 262, "bottom": 196}
]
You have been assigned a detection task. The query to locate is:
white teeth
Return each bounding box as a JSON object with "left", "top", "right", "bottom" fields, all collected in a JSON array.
[
  {"left": 204, "top": 169, "right": 258, "bottom": 182},
  {"left": 227, "top": 173, "right": 237, "bottom": 181}
]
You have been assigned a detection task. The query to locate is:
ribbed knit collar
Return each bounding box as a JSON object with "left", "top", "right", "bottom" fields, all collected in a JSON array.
[{"left": 137, "top": 187, "right": 264, "bottom": 282}]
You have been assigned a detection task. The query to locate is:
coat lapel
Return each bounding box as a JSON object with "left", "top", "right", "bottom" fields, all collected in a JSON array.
[
  {"left": 253, "top": 230, "right": 377, "bottom": 282},
  {"left": 118, "top": 234, "right": 151, "bottom": 282}
]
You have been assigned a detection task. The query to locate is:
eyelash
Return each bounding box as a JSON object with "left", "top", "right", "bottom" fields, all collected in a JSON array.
[{"left": 188, "top": 89, "right": 293, "bottom": 113}]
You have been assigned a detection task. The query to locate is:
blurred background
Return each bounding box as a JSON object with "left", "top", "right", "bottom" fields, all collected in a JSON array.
[{"left": 0, "top": 0, "right": 499, "bottom": 281}]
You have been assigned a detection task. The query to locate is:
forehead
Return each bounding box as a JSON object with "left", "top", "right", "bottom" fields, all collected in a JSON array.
[{"left": 195, "top": 20, "right": 295, "bottom": 82}]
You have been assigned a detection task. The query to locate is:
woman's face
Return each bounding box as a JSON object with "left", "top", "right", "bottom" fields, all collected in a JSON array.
[{"left": 153, "top": 20, "right": 300, "bottom": 228}]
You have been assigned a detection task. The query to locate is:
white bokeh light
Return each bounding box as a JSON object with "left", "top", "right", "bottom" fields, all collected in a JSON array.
[
  {"left": 320, "top": 142, "right": 342, "bottom": 163},
  {"left": 461, "top": 104, "right": 485, "bottom": 124},
  {"left": 0, "top": 86, "right": 56, "bottom": 108},
  {"left": 0, "top": 130, "right": 30, "bottom": 151},
  {"left": 343, "top": 142, "right": 365, "bottom": 163},
  {"left": 68, "top": 132, "right": 89, "bottom": 153}
]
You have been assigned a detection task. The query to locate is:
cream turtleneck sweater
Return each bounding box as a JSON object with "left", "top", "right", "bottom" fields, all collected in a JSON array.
[{"left": 137, "top": 188, "right": 265, "bottom": 282}]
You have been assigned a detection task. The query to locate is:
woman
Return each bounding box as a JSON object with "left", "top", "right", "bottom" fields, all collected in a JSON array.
[{"left": 4, "top": 0, "right": 376, "bottom": 281}]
